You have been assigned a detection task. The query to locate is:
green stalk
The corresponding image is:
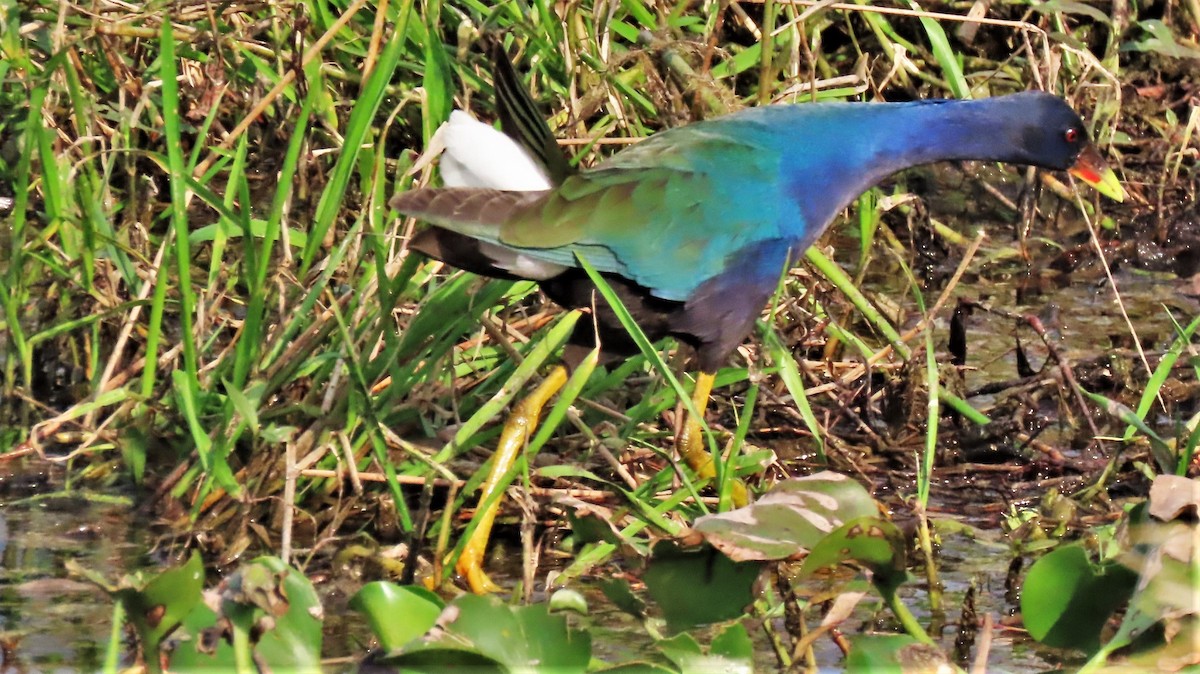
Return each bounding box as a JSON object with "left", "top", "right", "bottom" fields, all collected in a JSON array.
[
  {"left": 578, "top": 255, "right": 736, "bottom": 509},
  {"left": 806, "top": 247, "right": 906, "bottom": 351},
  {"left": 881, "top": 584, "right": 937, "bottom": 646},
  {"left": 906, "top": 0, "right": 970, "bottom": 98},
  {"left": 298, "top": 0, "right": 413, "bottom": 277},
  {"left": 900, "top": 256, "right": 943, "bottom": 615},
  {"left": 235, "top": 89, "right": 316, "bottom": 387},
  {"left": 102, "top": 594, "right": 126, "bottom": 674},
  {"left": 435, "top": 310, "right": 581, "bottom": 464},
  {"left": 758, "top": 0, "right": 777, "bottom": 106},
  {"left": 160, "top": 22, "right": 199, "bottom": 381},
  {"left": 3, "top": 84, "right": 41, "bottom": 394},
  {"left": 763, "top": 325, "right": 825, "bottom": 462},
  {"left": 808, "top": 246, "right": 989, "bottom": 425}
]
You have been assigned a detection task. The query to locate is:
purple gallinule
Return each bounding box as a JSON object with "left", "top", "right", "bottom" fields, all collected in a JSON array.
[{"left": 393, "top": 50, "right": 1124, "bottom": 593}]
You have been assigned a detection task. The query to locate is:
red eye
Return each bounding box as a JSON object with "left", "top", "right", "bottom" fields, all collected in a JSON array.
[{"left": 1064, "top": 128, "right": 1079, "bottom": 143}]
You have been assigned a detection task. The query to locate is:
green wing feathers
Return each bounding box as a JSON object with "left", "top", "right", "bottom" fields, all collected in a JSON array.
[{"left": 394, "top": 124, "right": 786, "bottom": 302}]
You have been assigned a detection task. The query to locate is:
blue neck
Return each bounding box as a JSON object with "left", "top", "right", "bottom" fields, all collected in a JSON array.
[{"left": 739, "top": 97, "right": 1047, "bottom": 241}]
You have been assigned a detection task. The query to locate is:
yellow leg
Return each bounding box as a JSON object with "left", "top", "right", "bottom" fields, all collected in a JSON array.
[
  {"left": 676, "top": 371, "right": 749, "bottom": 507},
  {"left": 457, "top": 364, "right": 569, "bottom": 593}
]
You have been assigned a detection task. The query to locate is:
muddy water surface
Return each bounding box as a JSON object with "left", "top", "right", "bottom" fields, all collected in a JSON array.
[{"left": 0, "top": 460, "right": 150, "bottom": 672}]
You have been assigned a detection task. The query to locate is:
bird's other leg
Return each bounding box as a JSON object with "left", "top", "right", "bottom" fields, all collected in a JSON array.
[
  {"left": 458, "top": 364, "right": 569, "bottom": 594},
  {"left": 675, "top": 371, "right": 749, "bottom": 507}
]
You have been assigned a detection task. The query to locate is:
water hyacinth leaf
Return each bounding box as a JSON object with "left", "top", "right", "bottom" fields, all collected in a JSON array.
[
  {"left": 171, "top": 557, "right": 323, "bottom": 673},
  {"left": 844, "top": 634, "right": 950, "bottom": 672},
  {"left": 379, "top": 594, "right": 591, "bottom": 672},
  {"left": 654, "top": 632, "right": 702, "bottom": 666},
  {"left": 655, "top": 630, "right": 752, "bottom": 674},
  {"left": 349, "top": 582, "right": 444, "bottom": 653},
  {"left": 693, "top": 472, "right": 878, "bottom": 561},
  {"left": 1094, "top": 484, "right": 1200, "bottom": 663},
  {"left": 709, "top": 621, "right": 754, "bottom": 663},
  {"left": 643, "top": 541, "right": 762, "bottom": 633},
  {"left": 1085, "top": 582, "right": 1169, "bottom": 670},
  {"left": 599, "top": 578, "right": 647, "bottom": 620},
  {"left": 562, "top": 498, "right": 627, "bottom": 546},
  {"left": 1021, "top": 544, "right": 1138, "bottom": 653},
  {"left": 549, "top": 589, "right": 590, "bottom": 616},
  {"left": 593, "top": 663, "right": 676, "bottom": 674},
  {"left": 169, "top": 594, "right": 229, "bottom": 670},
  {"left": 108, "top": 551, "right": 204, "bottom": 655},
  {"left": 797, "top": 516, "right": 908, "bottom": 593},
  {"left": 233, "top": 558, "right": 323, "bottom": 670}
]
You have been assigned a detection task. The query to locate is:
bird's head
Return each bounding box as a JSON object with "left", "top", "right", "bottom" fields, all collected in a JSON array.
[{"left": 1008, "top": 92, "right": 1126, "bottom": 202}]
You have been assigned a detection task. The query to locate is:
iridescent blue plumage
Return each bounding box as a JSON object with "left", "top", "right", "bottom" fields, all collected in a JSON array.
[{"left": 394, "top": 91, "right": 1121, "bottom": 371}]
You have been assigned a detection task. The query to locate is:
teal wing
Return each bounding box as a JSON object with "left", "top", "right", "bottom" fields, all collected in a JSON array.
[{"left": 494, "top": 126, "right": 793, "bottom": 301}]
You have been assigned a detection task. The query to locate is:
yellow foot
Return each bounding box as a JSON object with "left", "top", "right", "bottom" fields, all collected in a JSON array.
[
  {"left": 456, "top": 549, "right": 502, "bottom": 594},
  {"left": 455, "top": 365, "right": 569, "bottom": 594},
  {"left": 676, "top": 371, "right": 749, "bottom": 508}
]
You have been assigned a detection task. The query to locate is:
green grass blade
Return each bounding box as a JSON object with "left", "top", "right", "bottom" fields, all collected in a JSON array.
[
  {"left": 160, "top": 22, "right": 199, "bottom": 381},
  {"left": 806, "top": 247, "right": 906, "bottom": 353},
  {"left": 1122, "top": 313, "right": 1200, "bottom": 441},
  {"left": 578, "top": 255, "right": 738, "bottom": 510},
  {"left": 2, "top": 84, "right": 42, "bottom": 391},
  {"left": 906, "top": 0, "right": 971, "bottom": 98},
  {"left": 298, "top": 0, "right": 412, "bottom": 277},
  {"left": 762, "top": 324, "right": 826, "bottom": 462},
  {"left": 434, "top": 309, "right": 582, "bottom": 464}
]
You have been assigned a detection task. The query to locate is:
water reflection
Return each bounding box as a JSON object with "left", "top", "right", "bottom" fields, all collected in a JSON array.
[{"left": 0, "top": 461, "right": 150, "bottom": 673}]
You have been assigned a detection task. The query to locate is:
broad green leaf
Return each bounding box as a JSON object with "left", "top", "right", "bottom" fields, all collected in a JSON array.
[
  {"left": 658, "top": 630, "right": 756, "bottom": 673},
  {"left": 1083, "top": 485, "right": 1200, "bottom": 668},
  {"left": 170, "top": 557, "right": 323, "bottom": 673},
  {"left": 1021, "top": 544, "right": 1138, "bottom": 653},
  {"left": 798, "top": 516, "right": 908, "bottom": 595},
  {"left": 643, "top": 542, "right": 762, "bottom": 633},
  {"left": 349, "top": 582, "right": 444, "bottom": 653},
  {"left": 693, "top": 472, "right": 878, "bottom": 561},
  {"left": 548, "top": 589, "right": 589, "bottom": 615},
  {"left": 844, "top": 634, "right": 949, "bottom": 672},
  {"left": 237, "top": 557, "right": 323, "bottom": 669},
  {"left": 381, "top": 594, "right": 591, "bottom": 673},
  {"left": 113, "top": 552, "right": 205, "bottom": 653},
  {"left": 599, "top": 578, "right": 647, "bottom": 620},
  {"left": 709, "top": 621, "right": 753, "bottom": 663}
]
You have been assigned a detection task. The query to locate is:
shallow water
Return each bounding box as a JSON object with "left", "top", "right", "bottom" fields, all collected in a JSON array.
[
  {"left": 0, "top": 461, "right": 149, "bottom": 673},
  {"left": 0, "top": 462, "right": 1070, "bottom": 672}
]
